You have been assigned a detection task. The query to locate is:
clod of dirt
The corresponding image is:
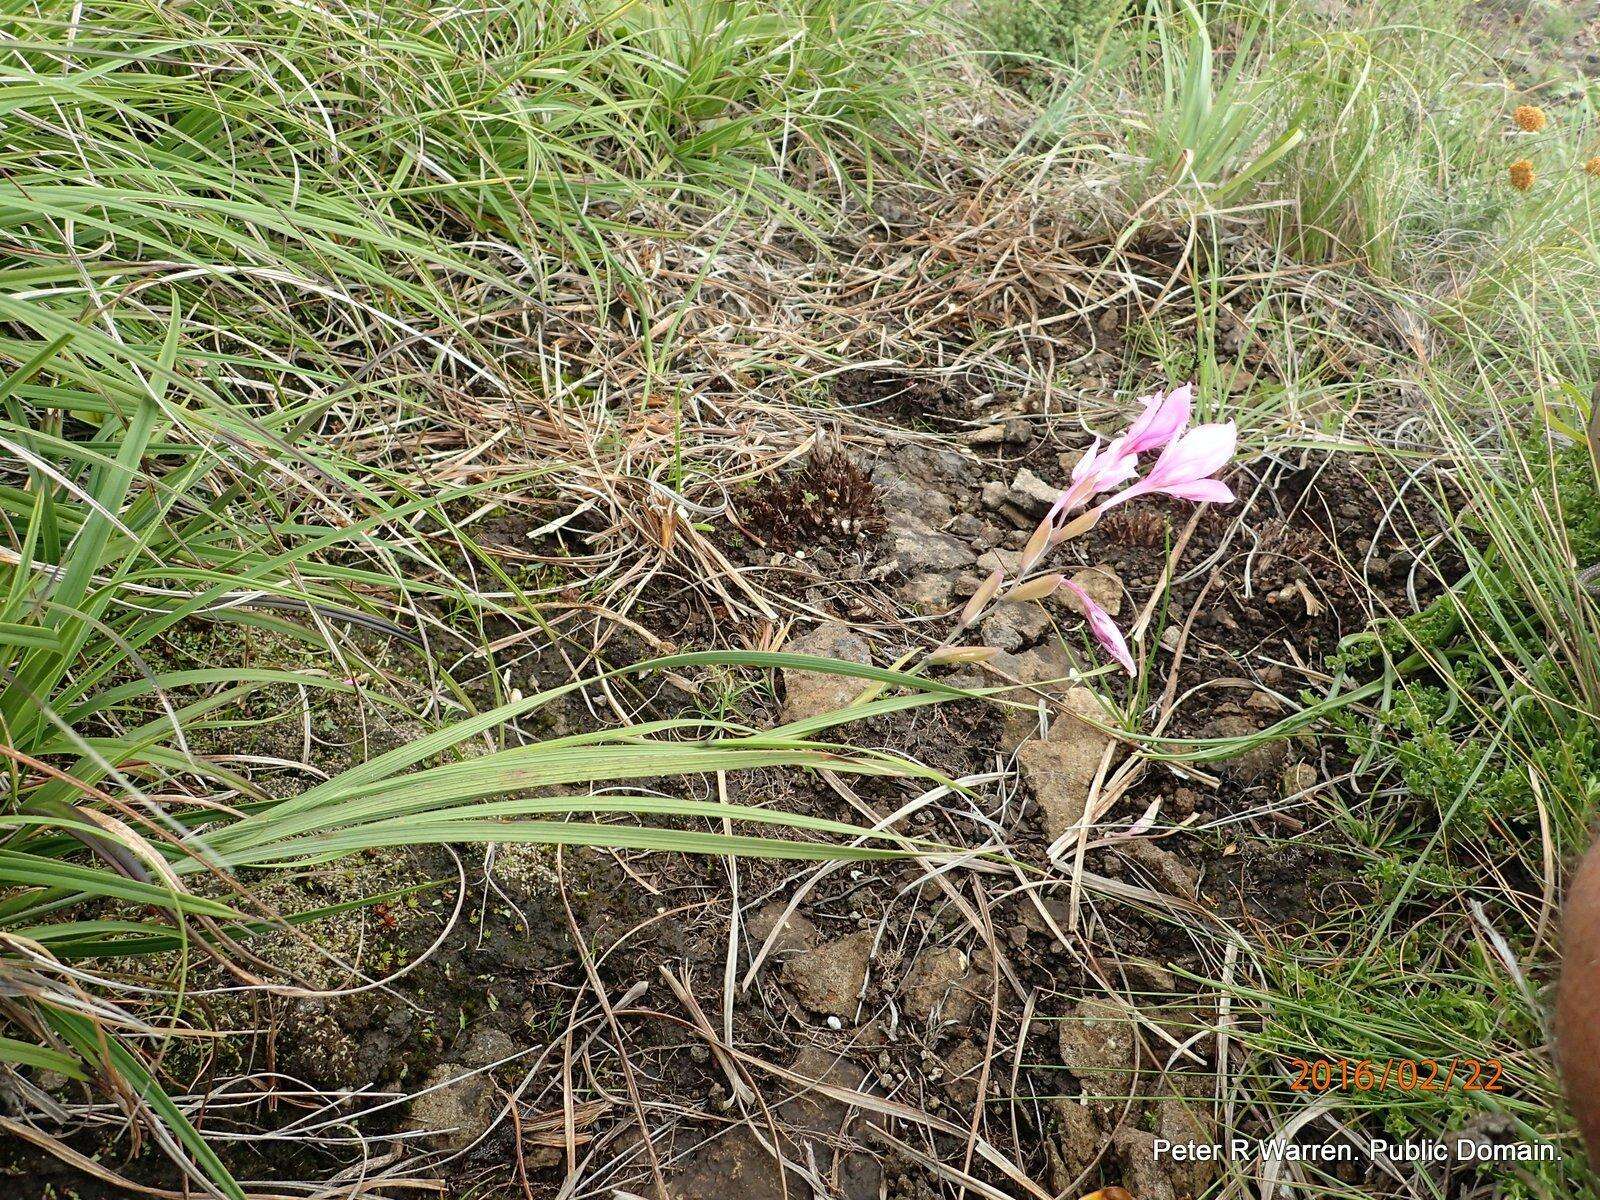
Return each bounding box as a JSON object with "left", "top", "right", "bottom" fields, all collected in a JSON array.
[
  {"left": 1044, "top": 1096, "right": 1101, "bottom": 1194},
  {"left": 666, "top": 1047, "right": 881, "bottom": 1200},
  {"left": 980, "top": 601, "right": 1050, "bottom": 653},
  {"left": 403, "top": 1024, "right": 518, "bottom": 1152},
  {"left": 1154, "top": 1096, "right": 1220, "bottom": 1199},
  {"left": 1111, "top": 1126, "right": 1177, "bottom": 1200},
  {"left": 1117, "top": 838, "right": 1202, "bottom": 899},
  {"left": 1056, "top": 997, "right": 1139, "bottom": 1109},
  {"left": 1014, "top": 688, "right": 1114, "bottom": 838},
  {"left": 784, "top": 929, "right": 874, "bottom": 1019},
  {"left": 780, "top": 622, "right": 873, "bottom": 723},
  {"left": 1068, "top": 565, "right": 1124, "bottom": 617},
  {"left": 1282, "top": 761, "right": 1318, "bottom": 797},
  {"left": 1207, "top": 714, "right": 1289, "bottom": 782},
  {"left": 898, "top": 945, "right": 978, "bottom": 1030},
  {"left": 408, "top": 1061, "right": 501, "bottom": 1153},
  {"left": 745, "top": 903, "right": 817, "bottom": 960}
]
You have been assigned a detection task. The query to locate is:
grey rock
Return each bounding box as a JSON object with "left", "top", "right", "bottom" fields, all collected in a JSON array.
[
  {"left": 1009, "top": 467, "right": 1059, "bottom": 514},
  {"left": 980, "top": 601, "right": 1050, "bottom": 653},
  {"left": 781, "top": 623, "right": 872, "bottom": 723},
  {"left": 898, "top": 945, "right": 978, "bottom": 1030},
  {"left": 886, "top": 523, "right": 976, "bottom": 575},
  {"left": 1057, "top": 997, "right": 1139, "bottom": 1110},
  {"left": 784, "top": 930, "right": 873, "bottom": 1019},
  {"left": 1014, "top": 688, "right": 1113, "bottom": 838}
]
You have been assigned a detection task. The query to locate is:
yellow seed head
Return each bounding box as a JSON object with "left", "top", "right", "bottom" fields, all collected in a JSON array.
[
  {"left": 1509, "top": 159, "right": 1535, "bottom": 192},
  {"left": 1586, "top": 156, "right": 1600, "bottom": 179},
  {"left": 1513, "top": 104, "right": 1547, "bottom": 133}
]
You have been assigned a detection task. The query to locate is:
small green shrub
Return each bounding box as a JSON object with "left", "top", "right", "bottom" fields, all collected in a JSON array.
[{"left": 981, "top": 0, "right": 1128, "bottom": 69}]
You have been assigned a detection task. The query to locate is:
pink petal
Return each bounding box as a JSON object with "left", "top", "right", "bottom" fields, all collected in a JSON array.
[
  {"left": 1063, "top": 580, "right": 1136, "bottom": 675},
  {"left": 1165, "top": 422, "right": 1236, "bottom": 481},
  {"left": 1158, "top": 478, "right": 1235, "bottom": 504},
  {"left": 1123, "top": 383, "right": 1192, "bottom": 455},
  {"left": 1070, "top": 437, "right": 1104, "bottom": 484},
  {"left": 1064, "top": 439, "right": 1138, "bottom": 510}
]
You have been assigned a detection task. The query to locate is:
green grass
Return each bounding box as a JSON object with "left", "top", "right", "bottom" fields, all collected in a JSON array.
[
  {"left": 8, "top": 0, "right": 1600, "bottom": 1193},
  {"left": 0, "top": 0, "right": 965, "bottom": 1191},
  {"left": 985, "top": 0, "right": 1600, "bottom": 1194}
]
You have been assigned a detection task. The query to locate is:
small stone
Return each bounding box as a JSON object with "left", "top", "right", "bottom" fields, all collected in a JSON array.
[
  {"left": 941, "top": 1040, "right": 987, "bottom": 1106},
  {"left": 980, "top": 481, "right": 1010, "bottom": 511},
  {"left": 1066, "top": 566, "right": 1123, "bottom": 617},
  {"left": 975, "top": 547, "right": 1025, "bottom": 576},
  {"left": 898, "top": 946, "right": 977, "bottom": 1029},
  {"left": 781, "top": 623, "right": 872, "bottom": 723},
  {"left": 1044, "top": 1097, "right": 1101, "bottom": 1195},
  {"left": 886, "top": 523, "right": 976, "bottom": 574},
  {"left": 1009, "top": 467, "right": 1058, "bottom": 514},
  {"left": 1154, "top": 1096, "right": 1220, "bottom": 1198},
  {"left": 784, "top": 930, "right": 874, "bottom": 1019},
  {"left": 1056, "top": 998, "right": 1138, "bottom": 1109},
  {"left": 980, "top": 602, "right": 1050, "bottom": 653},
  {"left": 1207, "top": 714, "right": 1289, "bottom": 782},
  {"left": 897, "top": 572, "right": 954, "bottom": 612},
  {"left": 746, "top": 903, "right": 817, "bottom": 960},
  {"left": 1117, "top": 838, "right": 1201, "bottom": 898},
  {"left": 1112, "top": 1126, "right": 1177, "bottom": 1200},
  {"left": 1015, "top": 690, "right": 1114, "bottom": 839},
  {"left": 1282, "top": 762, "right": 1318, "bottom": 797},
  {"left": 408, "top": 1063, "right": 500, "bottom": 1152}
]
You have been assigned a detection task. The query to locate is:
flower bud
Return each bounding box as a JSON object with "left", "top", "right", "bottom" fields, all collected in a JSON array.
[
  {"left": 958, "top": 568, "right": 1005, "bottom": 628},
  {"left": 927, "top": 645, "right": 999, "bottom": 665},
  {"left": 1052, "top": 507, "right": 1102, "bottom": 542},
  {"left": 1003, "top": 573, "right": 1064, "bottom": 603}
]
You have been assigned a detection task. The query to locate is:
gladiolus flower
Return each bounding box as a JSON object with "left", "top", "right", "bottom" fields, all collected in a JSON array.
[
  {"left": 1047, "top": 437, "right": 1138, "bottom": 523},
  {"left": 1115, "top": 383, "right": 1192, "bottom": 457},
  {"left": 1062, "top": 579, "right": 1135, "bottom": 675},
  {"left": 1099, "top": 422, "right": 1237, "bottom": 508}
]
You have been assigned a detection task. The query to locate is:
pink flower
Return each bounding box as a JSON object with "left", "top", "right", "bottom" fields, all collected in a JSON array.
[
  {"left": 1048, "top": 437, "right": 1138, "bottom": 523},
  {"left": 1100, "top": 421, "right": 1237, "bottom": 508},
  {"left": 1116, "top": 383, "right": 1192, "bottom": 458},
  {"left": 1062, "top": 579, "right": 1135, "bottom": 675}
]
